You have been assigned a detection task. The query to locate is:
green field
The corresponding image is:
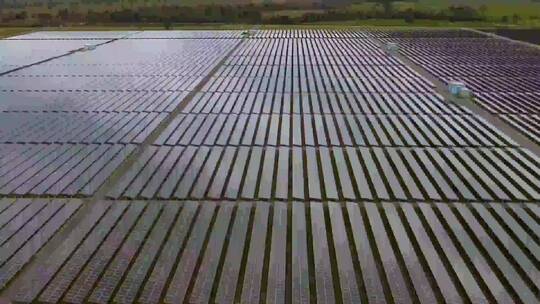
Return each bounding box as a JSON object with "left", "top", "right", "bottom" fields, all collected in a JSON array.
[
  {"left": 0, "top": 27, "right": 34, "bottom": 38},
  {"left": 348, "top": 1, "right": 540, "bottom": 27},
  {"left": 414, "top": 2, "right": 540, "bottom": 20},
  {"left": 2, "top": 0, "right": 540, "bottom": 30}
]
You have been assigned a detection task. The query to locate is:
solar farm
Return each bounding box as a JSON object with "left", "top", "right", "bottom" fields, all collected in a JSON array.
[{"left": 0, "top": 28, "right": 539, "bottom": 303}]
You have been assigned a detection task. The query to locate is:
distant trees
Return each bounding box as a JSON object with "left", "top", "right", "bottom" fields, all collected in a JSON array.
[
  {"left": 89, "top": 5, "right": 263, "bottom": 24},
  {"left": 15, "top": 11, "right": 27, "bottom": 20},
  {"left": 36, "top": 12, "right": 53, "bottom": 25},
  {"left": 163, "top": 18, "right": 171, "bottom": 29},
  {"left": 447, "top": 6, "right": 481, "bottom": 22},
  {"left": 478, "top": 4, "right": 488, "bottom": 18},
  {"left": 380, "top": 0, "right": 394, "bottom": 17},
  {"left": 294, "top": 4, "right": 487, "bottom": 25},
  {"left": 57, "top": 8, "right": 69, "bottom": 21},
  {"left": 403, "top": 9, "right": 414, "bottom": 24},
  {"left": 2, "top": 1, "right": 530, "bottom": 26},
  {"left": 372, "top": 0, "right": 395, "bottom": 17}
]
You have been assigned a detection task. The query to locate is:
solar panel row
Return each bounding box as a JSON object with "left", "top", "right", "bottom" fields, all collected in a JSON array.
[
  {"left": 0, "top": 75, "right": 204, "bottom": 91},
  {"left": 0, "top": 144, "right": 136, "bottom": 196},
  {"left": 108, "top": 146, "right": 540, "bottom": 201},
  {"left": 104, "top": 30, "right": 538, "bottom": 203},
  {"left": 230, "top": 38, "right": 384, "bottom": 57},
  {"left": 0, "top": 35, "right": 240, "bottom": 198},
  {"left": 5, "top": 30, "right": 243, "bottom": 40},
  {"left": 3, "top": 199, "right": 539, "bottom": 304},
  {"left": 5, "top": 31, "right": 137, "bottom": 40},
  {"left": 9, "top": 63, "right": 216, "bottom": 77},
  {"left": 0, "top": 198, "right": 83, "bottom": 290},
  {"left": 501, "top": 114, "right": 540, "bottom": 144},
  {"left": 0, "top": 39, "right": 112, "bottom": 74},
  {"left": 421, "top": 62, "right": 540, "bottom": 78},
  {"left": 128, "top": 30, "right": 243, "bottom": 39},
  {"left": 475, "top": 92, "right": 540, "bottom": 114},
  {"left": 0, "top": 112, "right": 167, "bottom": 144},
  {"left": 153, "top": 113, "right": 514, "bottom": 147},
  {"left": 0, "top": 91, "right": 189, "bottom": 112},
  {"left": 182, "top": 91, "right": 466, "bottom": 114},
  {"left": 369, "top": 29, "right": 485, "bottom": 39},
  {"left": 377, "top": 29, "right": 540, "bottom": 145},
  {"left": 250, "top": 29, "right": 375, "bottom": 38}
]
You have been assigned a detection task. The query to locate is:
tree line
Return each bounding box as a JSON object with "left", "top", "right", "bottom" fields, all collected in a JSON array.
[{"left": 0, "top": 3, "right": 534, "bottom": 26}]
